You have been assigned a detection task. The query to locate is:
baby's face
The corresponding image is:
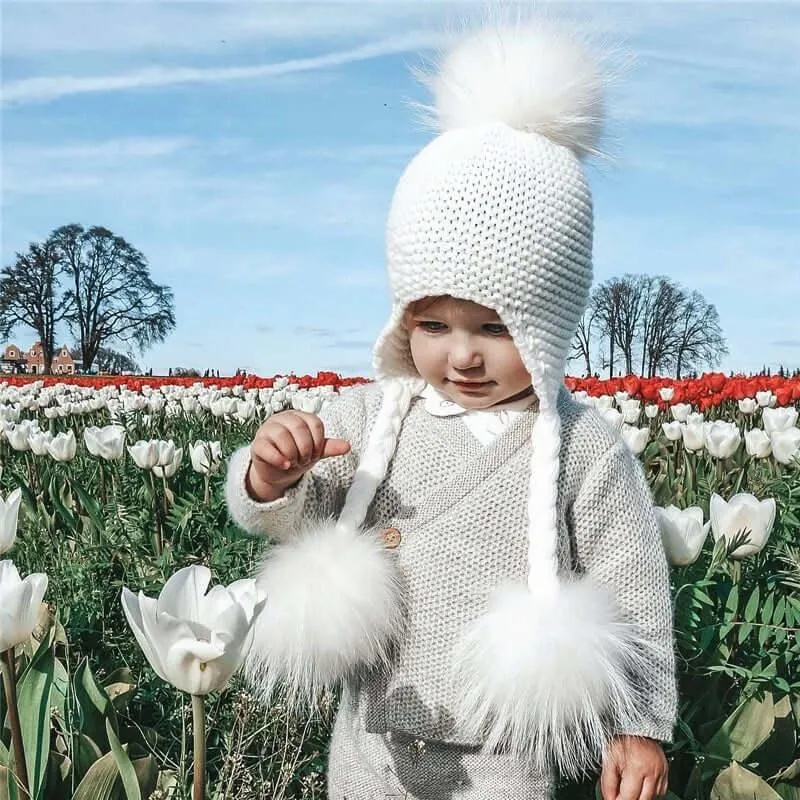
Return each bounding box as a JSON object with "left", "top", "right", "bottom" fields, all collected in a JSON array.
[{"left": 402, "top": 296, "right": 533, "bottom": 409}]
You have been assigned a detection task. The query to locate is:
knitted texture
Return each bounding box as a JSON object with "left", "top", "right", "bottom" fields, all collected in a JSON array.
[
  {"left": 327, "top": 682, "right": 552, "bottom": 800},
  {"left": 225, "top": 382, "right": 678, "bottom": 754},
  {"left": 372, "top": 124, "right": 593, "bottom": 391}
]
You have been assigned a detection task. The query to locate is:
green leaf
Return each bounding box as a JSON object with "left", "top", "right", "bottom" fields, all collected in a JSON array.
[
  {"left": 48, "top": 474, "right": 77, "bottom": 531},
  {"left": 0, "top": 765, "right": 20, "bottom": 800},
  {"left": 70, "top": 480, "right": 106, "bottom": 534},
  {"left": 725, "top": 584, "right": 739, "bottom": 617},
  {"left": 773, "top": 758, "right": 800, "bottom": 782},
  {"left": 73, "top": 659, "right": 118, "bottom": 752},
  {"left": 773, "top": 596, "right": 787, "bottom": 626},
  {"left": 760, "top": 592, "right": 775, "bottom": 624},
  {"left": 105, "top": 719, "right": 140, "bottom": 800},
  {"left": 72, "top": 751, "right": 120, "bottom": 800},
  {"left": 737, "top": 623, "right": 753, "bottom": 645},
  {"left": 711, "top": 762, "right": 782, "bottom": 800},
  {"left": 16, "top": 631, "right": 56, "bottom": 800},
  {"left": 705, "top": 692, "right": 776, "bottom": 765},
  {"left": 744, "top": 586, "right": 761, "bottom": 622},
  {"left": 71, "top": 734, "right": 102, "bottom": 786}
]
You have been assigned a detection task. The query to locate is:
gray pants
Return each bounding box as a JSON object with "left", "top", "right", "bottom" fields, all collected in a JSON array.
[{"left": 327, "top": 687, "right": 553, "bottom": 800}]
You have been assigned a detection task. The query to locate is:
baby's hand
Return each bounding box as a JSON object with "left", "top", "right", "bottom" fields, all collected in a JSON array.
[
  {"left": 246, "top": 410, "right": 351, "bottom": 502},
  {"left": 601, "top": 735, "right": 668, "bottom": 800}
]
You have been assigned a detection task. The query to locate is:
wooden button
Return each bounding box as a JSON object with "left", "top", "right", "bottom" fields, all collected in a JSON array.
[{"left": 382, "top": 527, "right": 402, "bottom": 548}]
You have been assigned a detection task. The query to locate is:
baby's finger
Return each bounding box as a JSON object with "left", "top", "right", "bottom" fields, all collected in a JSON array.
[
  {"left": 267, "top": 424, "right": 303, "bottom": 466},
  {"left": 320, "top": 437, "right": 351, "bottom": 459},
  {"left": 280, "top": 417, "right": 318, "bottom": 464},
  {"left": 303, "top": 415, "right": 326, "bottom": 462},
  {"left": 251, "top": 437, "right": 292, "bottom": 471}
]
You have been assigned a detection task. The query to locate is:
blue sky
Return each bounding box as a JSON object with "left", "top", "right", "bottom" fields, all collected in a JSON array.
[{"left": 2, "top": 1, "right": 798, "bottom": 378}]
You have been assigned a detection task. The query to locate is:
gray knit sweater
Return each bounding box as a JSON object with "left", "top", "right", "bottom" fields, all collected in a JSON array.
[{"left": 225, "top": 381, "right": 677, "bottom": 746}]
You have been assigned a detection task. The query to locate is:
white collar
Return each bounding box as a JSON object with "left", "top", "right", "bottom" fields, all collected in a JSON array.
[{"left": 419, "top": 382, "right": 538, "bottom": 417}]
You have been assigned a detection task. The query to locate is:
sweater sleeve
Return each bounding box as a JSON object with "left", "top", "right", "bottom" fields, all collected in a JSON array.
[
  {"left": 224, "top": 390, "right": 364, "bottom": 541},
  {"left": 568, "top": 439, "right": 678, "bottom": 743}
]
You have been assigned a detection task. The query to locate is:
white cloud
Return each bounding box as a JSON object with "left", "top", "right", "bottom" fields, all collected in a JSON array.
[
  {"left": 2, "top": 32, "right": 446, "bottom": 106},
  {"left": 1, "top": 2, "right": 444, "bottom": 56}
]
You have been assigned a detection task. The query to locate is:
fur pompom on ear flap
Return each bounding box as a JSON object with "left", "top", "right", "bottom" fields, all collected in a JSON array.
[
  {"left": 245, "top": 519, "right": 407, "bottom": 714},
  {"left": 449, "top": 577, "right": 650, "bottom": 780}
]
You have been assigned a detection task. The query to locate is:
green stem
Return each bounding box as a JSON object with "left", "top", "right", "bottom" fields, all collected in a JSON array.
[
  {"left": 147, "top": 471, "right": 163, "bottom": 557},
  {"left": 192, "top": 694, "right": 206, "bottom": 800},
  {"left": 1, "top": 649, "right": 30, "bottom": 800}
]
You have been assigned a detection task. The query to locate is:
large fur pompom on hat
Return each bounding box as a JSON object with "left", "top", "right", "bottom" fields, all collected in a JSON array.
[{"left": 415, "top": 17, "right": 610, "bottom": 159}]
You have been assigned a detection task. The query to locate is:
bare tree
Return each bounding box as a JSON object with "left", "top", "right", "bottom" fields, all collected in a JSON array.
[
  {"left": 613, "top": 274, "right": 648, "bottom": 375},
  {"left": 591, "top": 279, "right": 626, "bottom": 378},
  {"left": 94, "top": 347, "right": 141, "bottom": 375},
  {"left": 0, "top": 241, "right": 71, "bottom": 374},
  {"left": 641, "top": 278, "right": 686, "bottom": 377},
  {"left": 570, "top": 307, "right": 597, "bottom": 376},
  {"left": 51, "top": 224, "right": 175, "bottom": 372},
  {"left": 585, "top": 273, "right": 729, "bottom": 378},
  {"left": 673, "top": 291, "right": 728, "bottom": 378}
]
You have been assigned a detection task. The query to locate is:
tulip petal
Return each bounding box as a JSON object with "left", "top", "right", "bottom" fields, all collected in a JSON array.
[
  {"left": 158, "top": 565, "right": 211, "bottom": 623},
  {"left": 121, "top": 589, "right": 172, "bottom": 684}
]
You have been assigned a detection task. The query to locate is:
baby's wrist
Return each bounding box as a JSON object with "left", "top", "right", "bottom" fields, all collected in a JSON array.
[{"left": 245, "top": 462, "right": 301, "bottom": 502}]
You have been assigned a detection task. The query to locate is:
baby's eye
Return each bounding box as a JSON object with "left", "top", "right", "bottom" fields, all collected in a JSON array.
[
  {"left": 484, "top": 324, "right": 508, "bottom": 335},
  {"left": 419, "top": 321, "right": 446, "bottom": 331}
]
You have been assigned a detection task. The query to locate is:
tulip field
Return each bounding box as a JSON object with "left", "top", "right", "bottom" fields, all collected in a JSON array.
[{"left": 0, "top": 370, "right": 798, "bottom": 800}]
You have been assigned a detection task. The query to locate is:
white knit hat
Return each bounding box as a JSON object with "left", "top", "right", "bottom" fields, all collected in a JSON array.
[{"left": 248, "top": 18, "right": 648, "bottom": 780}]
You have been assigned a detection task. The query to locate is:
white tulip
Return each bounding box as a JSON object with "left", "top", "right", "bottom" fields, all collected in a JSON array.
[
  {"left": 671, "top": 403, "right": 691, "bottom": 423},
  {"left": 620, "top": 399, "right": 641, "bottom": 425},
  {"left": 123, "top": 396, "right": 147, "bottom": 413},
  {"left": 0, "top": 490, "right": 22, "bottom": 556},
  {"left": 762, "top": 407, "right": 799, "bottom": 436},
  {"left": 661, "top": 421, "right": 683, "bottom": 442},
  {"left": 755, "top": 391, "right": 773, "bottom": 408},
  {"left": 128, "top": 440, "right": 159, "bottom": 469},
  {"left": 593, "top": 395, "right": 614, "bottom": 411},
  {"left": 621, "top": 424, "right": 649, "bottom": 456},
  {"left": 644, "top": 404, "right": 659, "bottom": 420},
  {"left": 704, "top": 421, "right": 741, "bottom": 459},
  {"left": 613, "top": 391, "right": 629, "bottom": 407},
  {"left": 5, "top": 424, "right": 30, "bottom": 452},
  {"left": 84, "top": 425, "right": 126, "bottom": 461},
  {"left": 709, "top": 493, "right": 776, "bottom": 559},
  {"left": 153, "top": 439, "right": 175, "bottom": 467},
  {"left": 153, "top": 447, "right": 183, "bottom": 479},
  {"left": 0, "top": 561, "right": 49, "bottom": 652},
  {"left": 235, "top": 400, "right": 256, "bottom": 422},
  {"left": 0, "top": 406, "right": 20, "bottom": 423},
  {"left": 659, "top": 387, "right": 675, "bottom": 402},
  {"left": 181, "top": 397, "right": 200, "bottom": 414},
  {"left": 48, "top": 430, "right": 77, "bottom": 462},
  {"left": 687, "top": 412, "right": 705, "bottom": 426},
  {"left": 28, "top": 430, "right": 54, "bottom": 456},
  {"left": 769, "top": 428, "right": 800, "bottom": 467},
  {"left": 682, "top": 422, "right": 705, "bottom": 453},
  {"left": 599, "top": 407, "right": 624, "bottom": 433},
  {"left": 654, "top": 505, "right": 710, "bottom": 566},
  {"left": 147, "top": 396, "right": 166, "bottom": 413},
  {"left": 738, "top": 398, "right": 757, "bottom": 415},
  {"left": 121, "top": 565, "right": 265, "bottom": 695},
  {"left": 745, "top": 429, "right": 772, "bottom": 459},
  {"left": 189, "top": 441, "right": 223, "bottom": 475}
]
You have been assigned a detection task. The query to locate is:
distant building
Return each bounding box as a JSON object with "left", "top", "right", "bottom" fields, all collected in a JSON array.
[{"left": 1, "top": 342, "right": 82, "bottom": 375}]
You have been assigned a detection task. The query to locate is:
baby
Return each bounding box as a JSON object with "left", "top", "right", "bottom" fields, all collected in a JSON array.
[{"left": 226, "top": 19, "right": 677, "bottom": 800}]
